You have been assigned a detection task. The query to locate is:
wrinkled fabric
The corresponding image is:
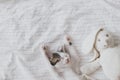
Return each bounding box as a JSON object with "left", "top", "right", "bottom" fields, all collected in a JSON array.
[{"left": 0, "top": 0, "right": 120, "bottom": 80}]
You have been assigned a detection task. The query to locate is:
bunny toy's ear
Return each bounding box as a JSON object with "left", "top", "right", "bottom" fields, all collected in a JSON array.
[{"left": 81, "top": 28, "right": 104, "bottom": 55}]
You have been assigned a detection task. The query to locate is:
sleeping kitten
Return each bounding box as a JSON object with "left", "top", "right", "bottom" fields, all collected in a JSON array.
[{"left": 40, "top": 38, "right": 80, "bottom": 80}]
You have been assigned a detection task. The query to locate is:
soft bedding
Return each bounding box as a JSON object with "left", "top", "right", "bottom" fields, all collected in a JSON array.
[{"left": 0, "top": 0, "right": 120, "bottom": 80}]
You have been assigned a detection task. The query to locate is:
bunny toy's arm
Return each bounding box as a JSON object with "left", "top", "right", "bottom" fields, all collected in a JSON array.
[{"left": 80, "top": 59, "right": 101, "bottom": 75}]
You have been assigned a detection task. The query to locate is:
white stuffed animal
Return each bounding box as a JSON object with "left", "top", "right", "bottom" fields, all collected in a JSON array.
[
  {"left": 80, "top": 28, "right": 120, "bottom": 80},
  {"left": 100, "top": 46, "right": 120, "bottom": 80}
]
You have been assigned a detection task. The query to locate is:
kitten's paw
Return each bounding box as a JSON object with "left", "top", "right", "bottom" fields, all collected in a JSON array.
[
  {"left": 64, "top": 35, "right": 72, "bottom": 46},
  {"left": 40, "top": 43, "right": 48, "bottom": 52}
]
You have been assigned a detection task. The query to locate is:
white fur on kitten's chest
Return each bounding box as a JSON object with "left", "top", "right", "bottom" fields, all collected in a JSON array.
[
  {"left": 54, "top": 62, "right": 80, "bottom": 80},
  {"left": 55, "top": 61, "right": 71, "bottom": 73}
]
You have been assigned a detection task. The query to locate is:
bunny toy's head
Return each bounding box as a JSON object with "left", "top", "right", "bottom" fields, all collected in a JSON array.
[
  {"left": 82, "top": 28, "right": 115, "bottom": 61},
  {"left": 95, "top": 28, "right": 114, "bottom": 52}
]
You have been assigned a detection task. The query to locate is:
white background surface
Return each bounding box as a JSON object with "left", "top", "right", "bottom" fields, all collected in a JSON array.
[{"left": 0, "top": 0, "right": 120, "bottom": 80}]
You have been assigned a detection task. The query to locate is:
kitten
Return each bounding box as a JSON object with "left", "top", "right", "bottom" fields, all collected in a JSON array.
[{"left": 40, "top": 42, "right": 80, "bottom": 80}]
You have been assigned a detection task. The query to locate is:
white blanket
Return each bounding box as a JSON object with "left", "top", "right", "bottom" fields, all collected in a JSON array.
[{"left": 0, "top": 0, "right": 120, "bottom": 80}]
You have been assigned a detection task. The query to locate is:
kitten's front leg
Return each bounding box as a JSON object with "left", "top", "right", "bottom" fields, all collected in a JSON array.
[
  {"left": 75, "top": 61, "right": 81, "bottom": 75},
  {"left": 40, "top": 44, "right": 51, "bottom": 64},
  {"left": 40, "top": 44, "right": 64, "bottom": 80},
  {"left": 63, "top": 35, "right": 81, "bottom": 74}
]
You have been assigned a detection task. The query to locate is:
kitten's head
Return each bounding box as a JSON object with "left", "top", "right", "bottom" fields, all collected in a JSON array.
[{"left": 50, "top": 52, "right": 70, "bottom": 66}]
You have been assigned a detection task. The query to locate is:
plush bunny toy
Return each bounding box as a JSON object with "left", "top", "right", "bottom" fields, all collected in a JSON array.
[{"left": 80, "top": 28, "right": 120, "bottom": 80}]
